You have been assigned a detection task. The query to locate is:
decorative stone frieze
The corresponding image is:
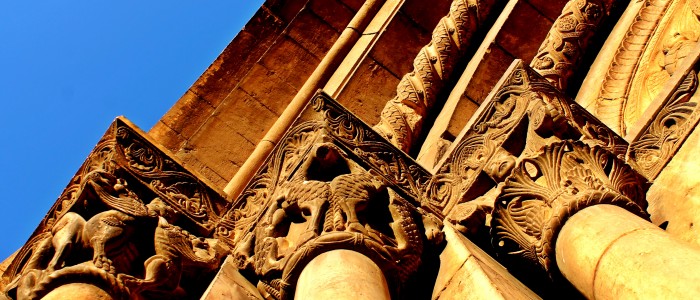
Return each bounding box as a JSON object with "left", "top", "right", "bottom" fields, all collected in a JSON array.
[
  {"left": 2, "top": 118, "right": 230, "bottom": 300},
  {"left": 628, "top": 46, "right": 700, "bottom": 179},
  {"left": 217, "top": 92, "right": 441, "bottom": 299}
]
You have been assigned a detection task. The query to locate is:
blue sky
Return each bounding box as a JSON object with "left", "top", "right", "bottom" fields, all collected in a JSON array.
[{"left": 0, "top": 1, "right": 265, "bottom": 259}]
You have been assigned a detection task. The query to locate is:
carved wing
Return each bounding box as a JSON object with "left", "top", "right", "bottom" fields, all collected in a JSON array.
[{"left": 86, "top": 172, "right": 150, "bottom": 217}]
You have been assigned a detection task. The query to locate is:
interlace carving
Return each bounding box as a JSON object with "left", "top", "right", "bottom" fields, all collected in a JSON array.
[
  {"left": 531, "top": 0, "right": 618, "bottom": 90},
  {"left": 217, "top": 93, "right": 437, "bottom": 299},
  {"left": 629, "top": 66, "right": 700, "bottom": 179},
  {"left": 434, "top": 60, "right": 629, "bottom": 226}
]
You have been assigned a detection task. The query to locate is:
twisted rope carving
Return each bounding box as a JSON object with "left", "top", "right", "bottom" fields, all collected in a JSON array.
[
  {"left": 530, "top": 0, "right": 617, "bottom": 90},
  {"left": 373, "top": 0, "right": 495, "bottom": 153}
]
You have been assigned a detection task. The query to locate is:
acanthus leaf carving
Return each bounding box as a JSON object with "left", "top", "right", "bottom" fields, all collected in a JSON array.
[{"left": 491, "top": 140, "right": 648, "bottom": 274}]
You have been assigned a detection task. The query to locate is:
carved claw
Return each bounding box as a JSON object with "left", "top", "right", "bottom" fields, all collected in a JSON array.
[
  {"left": 117, "top": 273, "right": 143, "bottom": 293},
  {"left": 93, "top": 255, "right": 115, "bottom": 274},
  {"left": 346, "top": 222, "right": 367, "bottom": 234}
]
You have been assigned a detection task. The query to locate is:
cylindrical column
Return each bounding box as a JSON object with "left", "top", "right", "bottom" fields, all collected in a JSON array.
[
  {"left": 294, "top": 250, "right": 391, "bottom": 300},
  {"left": 557, "top": 204, "right": 700, "bottom": 299}
]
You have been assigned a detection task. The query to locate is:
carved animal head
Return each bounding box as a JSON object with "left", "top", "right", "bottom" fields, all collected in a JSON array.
[{"left": 147, "top": 198, "right": 180, "bottom": 222}]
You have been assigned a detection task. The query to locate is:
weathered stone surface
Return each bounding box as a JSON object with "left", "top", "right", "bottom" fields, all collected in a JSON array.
[
  {"left": 182, "top": 115, "right": 258, "bottom": 187},
  {"left": 496, "top": 2, "right": 552, "bottom": 62},
  {"left": 308, "top": 0, "right": 356, "bottom": 33},
  {"left": 237, "top": 64, "right": 299, "bottom": 116},
  {"left": 336, "top": 57, "right": 400, "bottom": 125},
  {"left": 369, "top": 12, "right": 430, "bottom": 78},
  {"left": 463, "top": 44, "right": 515, "bottom": 104}
]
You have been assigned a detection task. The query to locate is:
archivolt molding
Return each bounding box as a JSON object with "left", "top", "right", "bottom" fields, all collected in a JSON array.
[{"left": 590, "top": 0, "right": 700, "bottom": 135}]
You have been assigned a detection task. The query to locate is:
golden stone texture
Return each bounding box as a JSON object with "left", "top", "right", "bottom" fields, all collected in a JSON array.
[{"left": 3, "top": 0, "right": 700, "bottom": 299}]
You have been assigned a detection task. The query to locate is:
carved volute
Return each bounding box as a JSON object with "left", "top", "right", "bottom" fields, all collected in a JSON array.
[
  {"left": 434, "top": 60, "right": 630, "bottom": 232},
  {"left": 430, "top": 60, "right": 651, "bottom": 279}
]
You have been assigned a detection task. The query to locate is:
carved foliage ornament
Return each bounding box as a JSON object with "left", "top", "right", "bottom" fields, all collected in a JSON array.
[
  {"left": 435, "top": 61, "right": 628, "bottom": 220},
  {"left": 491, "top": 140, "right": 648, "bottom": 274},
  {"left": 628, "top": 58, "right": 700, "bottom": 179}
]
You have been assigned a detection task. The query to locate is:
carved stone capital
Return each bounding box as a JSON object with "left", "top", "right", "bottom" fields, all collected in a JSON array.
[
  {"left": 491, "top": 140, "right": 648, "bottom": 274},
  {"left": 3, "top": 118, "right": 229, "bottom": 300},
  {"left": 218, "top": 92, "right": 440, "bottom": 299},
  {"left": 434, "top": 60, "right": 629, "bottom": 229}
]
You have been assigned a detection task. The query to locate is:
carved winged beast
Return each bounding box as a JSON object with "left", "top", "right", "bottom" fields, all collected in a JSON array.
[
  {"left": 8, "top": 170, "right": 224, "bottom": 300},
  {"left": 117, "top": 215, "right": 223, "bottom": 299},
  {"left": 23, "top": 170, "right": 156, "bottom": 274}
]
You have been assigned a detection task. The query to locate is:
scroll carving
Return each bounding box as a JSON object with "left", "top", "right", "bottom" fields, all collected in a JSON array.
[
  {"left": 629, "top": 65, "right": 700, "bottom": 179},
  {"left": 491, "top": 141, "right": 648, "bottom": 274},
  {"left": 531, "top": 0, "right": 617, "bottom": 90},
  {"left": 373, "top": 0, "right": 498, "bottom": 152}
]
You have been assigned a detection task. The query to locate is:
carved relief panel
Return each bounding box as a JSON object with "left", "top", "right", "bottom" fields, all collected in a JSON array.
[
  {"left": 628, "top": 44, "right": 700, "bottom": 179},
  {"left": 433, "top": 60, "right": 629, "bottom": 234},
  {"left": 581, "top": 0, "right": 700, "bottom": 135},
  {"left": 216, "top": 93, "right": 442, "bottom": 299},
  {"left": 2, "top": 118, "right": 230, "bottom": 300}
]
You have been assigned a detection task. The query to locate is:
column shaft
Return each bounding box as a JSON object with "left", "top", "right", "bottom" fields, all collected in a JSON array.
[
  {"left": 294, "top": 250, "right": 391, "bottom": 300},
  {"left": 556, "top": 204, "right": 700, "bottom": 299}
]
